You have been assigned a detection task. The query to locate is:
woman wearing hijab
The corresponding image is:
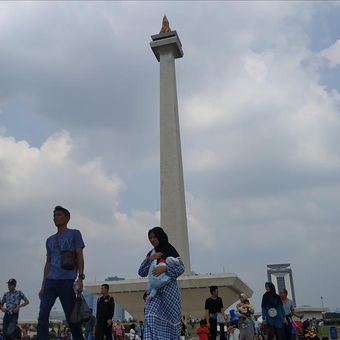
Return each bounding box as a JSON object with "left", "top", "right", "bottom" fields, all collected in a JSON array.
[
  {"left": 261, "top": 282, "right": 286, "bottom": 340},
  {"left": 138, "top": 227, "right": 185, "bottom": 340}
]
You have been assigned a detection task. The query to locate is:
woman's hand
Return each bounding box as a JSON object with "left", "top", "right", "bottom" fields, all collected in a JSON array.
[
  {"left": 152, "top": 265, "right": 167, "bottom": 276},
  {"left": 149, "top": 252, "right": 163, "bottom": 260}
]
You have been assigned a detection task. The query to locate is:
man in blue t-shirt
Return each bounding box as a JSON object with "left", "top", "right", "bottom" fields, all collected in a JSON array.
[{"left": 37, "top": 206, "right": 85, "bottom": 340}]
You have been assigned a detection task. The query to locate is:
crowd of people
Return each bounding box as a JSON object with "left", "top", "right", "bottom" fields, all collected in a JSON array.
[
  {"left": 0, "top": 206, "right": 327, "bottom": 340},
  {"left": 189, "top": 282, "right": 320, "bottom": 340},
  {"left": 84, "top": 316, "right": 144, "bottom": 340}
]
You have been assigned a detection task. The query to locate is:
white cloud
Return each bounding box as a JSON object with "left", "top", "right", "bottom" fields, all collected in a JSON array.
[
  {"left": 244, "top": 52, "right": 268, "bottom": 84},
  {"left": 1, "top": 1, "right": 340, "bottom": 316},
  {"left": 40, "top": 131, "right": 72, "bottom": 162},
  {"left": 186, "top": 192, "right": 217, "bottom": 249},
  {"left": 320, "top": 40, "right": 340, "bottom": 67},
  {"left": 0, "top": 131, "right": 160, "bottom": 317},
  {"left": 182, "top": 42, "right": 340, "bottom": 180}
]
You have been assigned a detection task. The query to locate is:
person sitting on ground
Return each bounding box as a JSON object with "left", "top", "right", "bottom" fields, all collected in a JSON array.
[
  {"left": 303, "top": 320, "right": 320, "bottom": 340},
  {"left": 197, "top": 319, "right": 209, "bottom": 340},
  {"left": 146, "top": 254, "right": 180, "bottom": 300}
]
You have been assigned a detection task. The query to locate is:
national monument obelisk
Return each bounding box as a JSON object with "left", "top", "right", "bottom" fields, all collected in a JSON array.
[
  {"left": 86, "top": 18, "right": 253, "bottom": 320},
  {"left": 150, "top": 16, "right": 191, "bottom": 275}
]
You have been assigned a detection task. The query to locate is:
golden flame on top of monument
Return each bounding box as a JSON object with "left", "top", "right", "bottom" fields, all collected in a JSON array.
[{"left": 160, "top": 15, "right": 171, "bottom": 34}]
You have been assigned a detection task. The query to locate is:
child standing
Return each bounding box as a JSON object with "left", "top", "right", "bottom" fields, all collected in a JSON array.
[
  {"left": 197, "top": 319, "right": 209, "bottom": 340},
  {"left": 114, "top": 320, "right": 125, "bottom": 340}
]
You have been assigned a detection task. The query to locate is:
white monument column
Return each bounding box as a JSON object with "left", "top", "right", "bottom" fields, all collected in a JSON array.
[
  {"left": 150, "top": 27, "right": 191, "bottom": 275},
  {"left": 86, "top": 20, "right": 254, "bottom": 317}
]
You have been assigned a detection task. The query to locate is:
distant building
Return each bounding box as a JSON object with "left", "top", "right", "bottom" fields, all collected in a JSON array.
[
  {"left": 295, "top": 307, "right": 329, "bottom": 320},
  {"left": 267, "top": 263, "right": 296, "bottom": 305},
  {"left": 105, "top": 276, "right": 125, "bottom": 282}
]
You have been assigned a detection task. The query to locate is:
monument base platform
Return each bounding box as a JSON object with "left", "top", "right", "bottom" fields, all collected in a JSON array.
[{"left": 86, "top": 273, "right": 253, "bottom": 320}]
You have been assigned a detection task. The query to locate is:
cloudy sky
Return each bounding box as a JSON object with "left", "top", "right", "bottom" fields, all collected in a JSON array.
[{"left": 1, "top": 1, "right": 340, "bottom": 319}]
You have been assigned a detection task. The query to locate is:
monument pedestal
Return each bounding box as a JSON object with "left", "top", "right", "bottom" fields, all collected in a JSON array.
[{"left": 86, "top": 273, "right": 253, "bottom": 320}]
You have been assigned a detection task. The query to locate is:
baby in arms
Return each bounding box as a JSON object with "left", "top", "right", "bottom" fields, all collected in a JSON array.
[{"left": 146, "top": 256, "right": 180, "bottom": 300}]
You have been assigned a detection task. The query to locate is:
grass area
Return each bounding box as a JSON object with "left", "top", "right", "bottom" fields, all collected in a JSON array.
[{"left": 319, "top": 325, "right": 340, "bottom": 338}]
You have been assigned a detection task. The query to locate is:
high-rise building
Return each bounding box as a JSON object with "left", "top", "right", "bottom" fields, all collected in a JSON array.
[{"left": 267, "top": 263, "right": 296, "bottom": 306}]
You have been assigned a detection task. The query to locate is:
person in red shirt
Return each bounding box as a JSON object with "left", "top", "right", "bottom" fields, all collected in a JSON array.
[{"left": 197, "top": 319, "right": 209, "bottom": 340}]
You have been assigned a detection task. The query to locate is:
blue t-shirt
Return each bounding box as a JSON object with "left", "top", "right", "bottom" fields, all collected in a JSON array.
[
  {"left": 1, "top": 290, "right": 26, "bottom": 314},
  {"left": 46, "top": 229, "right": 85, "bottom": 280}
]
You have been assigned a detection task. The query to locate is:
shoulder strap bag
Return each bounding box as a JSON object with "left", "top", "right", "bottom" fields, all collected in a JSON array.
[{"left": 56, "top": 233, "right": 77, "bottom": 271}]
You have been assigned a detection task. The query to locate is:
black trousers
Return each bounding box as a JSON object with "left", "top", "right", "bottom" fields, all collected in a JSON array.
[
  {"left": 219, "top": 323, "right": 226, "bottom": 340},
  {"left": 95, "top": 322, "right": 113, "bottom": 340},
  {"left": 209, "top": 318, "right": 217, "bottom": 340},
  {"left": 284, "top": 321, "right": 297, "bottom": 340},
  {"left": 267, "top": 324, "right": 285, "bottom": 340}
]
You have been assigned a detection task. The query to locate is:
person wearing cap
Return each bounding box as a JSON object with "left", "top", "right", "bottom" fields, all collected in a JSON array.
[
  {"left": 37, "top": 206, "right": 85, "bottom": 340},
  {"left": 1, "top": 278, "right": 29, "bottom": 339}
]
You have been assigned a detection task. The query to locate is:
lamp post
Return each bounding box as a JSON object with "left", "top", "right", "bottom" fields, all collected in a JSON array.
[{"left": 320, "top": 296, "right": 324, "bottom": 309}]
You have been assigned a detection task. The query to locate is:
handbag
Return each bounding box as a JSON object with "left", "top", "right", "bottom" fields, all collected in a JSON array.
[
  {"left": 69, "top": 293, "right": 91, "bottom": 324},
  {"left": 268, "top": 307, "right": 278, "bottom": 318},
  {"left": 56, "top": 234, "right": 77, "bottom": 270},
  {"left": 60, "top": 250, "right": 77, "bottom": 270}
]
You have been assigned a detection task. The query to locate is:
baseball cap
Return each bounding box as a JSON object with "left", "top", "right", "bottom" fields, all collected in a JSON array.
[{"left": 7, "top": 278, "right": 16, "bottom": 285}]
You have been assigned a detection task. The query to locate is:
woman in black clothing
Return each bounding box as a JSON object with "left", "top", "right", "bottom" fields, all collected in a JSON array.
[{"left": 261, "top": 282, "right": 286, "bottom": 340}]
